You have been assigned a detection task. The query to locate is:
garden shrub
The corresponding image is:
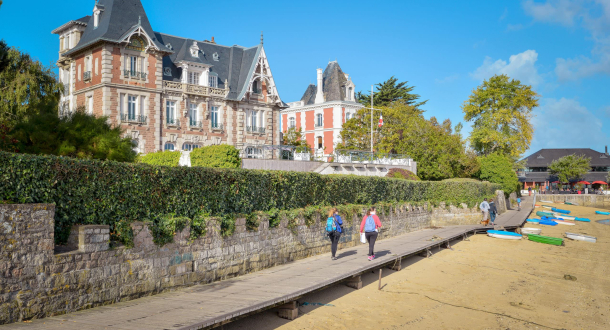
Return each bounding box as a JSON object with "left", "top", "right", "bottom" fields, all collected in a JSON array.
[
  {"left": 387, "top": 168, "right": 419, "bottom": 180},
  {"left": 478, "top": 152, "right": 519, "bottom": 196},
  {"left": 137, "top": 150, "right": 181, "bottom": 167},
  {"left": 150, "top": 214, "right": 190, "bottom": 246},
  {"left": 0, "top": 151, "right": 500, "bottom": 244},
  {"left": 190, "top": 144, "right": 241, "bottom": 168}
]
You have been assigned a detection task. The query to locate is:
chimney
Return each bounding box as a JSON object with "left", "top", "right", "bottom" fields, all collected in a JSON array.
[
  {"left": 606, "top": 145, "right": 608, "bottom": 155},
  {"left": 314, "top": 68, "right": 324, "bottom": 104},
  {"left": 211, "top": 36, "right": 215, "bottom": 44}
]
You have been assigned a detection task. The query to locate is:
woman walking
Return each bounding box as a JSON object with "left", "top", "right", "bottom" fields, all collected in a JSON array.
[
  {"left": 360, "top": 207, "right": 382, "bottom": 261},
  {"left": 327, "top": 208, "right": 343, "bottom": 260}
]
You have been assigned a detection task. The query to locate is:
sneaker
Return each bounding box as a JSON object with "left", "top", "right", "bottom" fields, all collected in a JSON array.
[
  {"left": 371, "top": 255, "right": 375, "bottom": 260},
  {"left": 367, "top": 256, "right": 372, "bottom": 261}
]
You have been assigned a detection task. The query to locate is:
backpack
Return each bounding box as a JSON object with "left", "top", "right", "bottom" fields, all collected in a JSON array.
[
  {"left": 364, "top": 216, "right": 376, "bottom": 232},
  {"left": 325, "top": 216, "right": 337, "bottom": 233}
]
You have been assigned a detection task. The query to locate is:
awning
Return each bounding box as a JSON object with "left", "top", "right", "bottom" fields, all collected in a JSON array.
[
  {"left": 576, "top": 181, "right": 591, "bottom": 185},
  {"left": 592, "top": 181, "right": 608, "bottom": 185}
]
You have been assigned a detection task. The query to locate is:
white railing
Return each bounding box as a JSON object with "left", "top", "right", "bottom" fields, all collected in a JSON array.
[{"left": 163, "top": 81, "right": 228, "bottom": 97}]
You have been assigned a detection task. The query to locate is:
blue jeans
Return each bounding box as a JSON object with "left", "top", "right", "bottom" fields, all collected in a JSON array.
[{"left": 490, "top": 212, "right": 496, "bottom": 223}]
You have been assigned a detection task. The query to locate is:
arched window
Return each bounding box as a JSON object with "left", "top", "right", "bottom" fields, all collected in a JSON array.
[
  {"left": 164, "top": 142, "right": 175, "bottom": 151},
  {"left": 317, "top": 136, "right": 323, "bottom": 149},
  {"left": 289, "top": 117, "right": 296, "bottom": 128},
  {"left": 182, "top": 143, "right": 192, "bottom": 151},
  {"left": 127, "top": 36, "right": 147, "bottom": 51},
  {"left": 316, "top": 113, "right": 323, "bottom": 127}
]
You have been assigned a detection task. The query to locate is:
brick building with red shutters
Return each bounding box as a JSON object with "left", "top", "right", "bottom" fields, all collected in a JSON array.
[
  {"left": 281, "top": 61, "right": 363, "bottom": 158},
  {"left": 52, "top": 0, "right": 285, "bottom": 155}
]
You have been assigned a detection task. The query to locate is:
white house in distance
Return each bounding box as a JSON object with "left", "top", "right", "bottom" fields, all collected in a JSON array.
[{"left": 281, "top": 61, "right": 363, "bottom": 157}]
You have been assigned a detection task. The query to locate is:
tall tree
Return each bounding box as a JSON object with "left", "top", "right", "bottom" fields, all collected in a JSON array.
[
  {"left": 282, "top": 127, "right": 311, "bottom": 151},
  {"left": 548, "top": 154, "right": 591, "bottom": 183},
  {"left": 462, "top": 74, "right": 539, "bottom": 158},
  {"left": 0, "top": 40, "right": 62, "bottom": 125},
  {"left": 338, "top": 102, "right": 477, "bottom": 180},
  {"left": 356, "top": 77, "right": 427, "bottom": 108}
]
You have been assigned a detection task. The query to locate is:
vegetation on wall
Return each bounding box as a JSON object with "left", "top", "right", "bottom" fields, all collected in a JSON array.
[
  {"left": 190, "top": 144, "right": 241, "bottom": 168},
  {"left": 138, "top": 150, "right": 181, "bottom": 167},
  {"left": 0, "top": 151, "right": 500, "bottom": 244},
  {"left": 387, "top": 168, "right": 419, "bottom": 180}
]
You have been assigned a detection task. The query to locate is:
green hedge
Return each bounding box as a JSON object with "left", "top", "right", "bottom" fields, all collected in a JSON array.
[
  {"left": 0, "top": 151, "right": 500, "bottom": 243},
  {"left": 137, "top": 150, "right": 181, "bottom": 167},
  {"left": 191, "top": 145, "right": 241, "bottom": 168}
]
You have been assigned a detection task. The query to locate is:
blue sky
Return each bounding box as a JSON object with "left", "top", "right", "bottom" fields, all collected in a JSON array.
[{"left": 1, "top": 0, "right": 608, "bottom": 157}]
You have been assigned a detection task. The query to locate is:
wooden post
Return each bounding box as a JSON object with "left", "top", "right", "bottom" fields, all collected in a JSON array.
[
  {"left": 378, "top": 269, "right": 382, "bottom": 290},
  {"left": 345, "top": 275, "right": 362, "bottom": 290},
  {"left": 387, "top": 258, "right": 401, "bottom": 271},
  {"left": 277, "top": 301, "right": 298, "bottom": 320}
]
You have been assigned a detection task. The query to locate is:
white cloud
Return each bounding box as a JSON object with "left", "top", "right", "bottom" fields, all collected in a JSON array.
[
  {"left": 524, "top": 0, "right": 610, "bottom": 81},
  {"left": 529, "top": 97, "right": 608, "bottom": 151},
  {"left": 435, "top": 74, "right": 459, "bottom": 84},
  {"left": 470, "top": 50, "right": 543, "bottom": 87}
]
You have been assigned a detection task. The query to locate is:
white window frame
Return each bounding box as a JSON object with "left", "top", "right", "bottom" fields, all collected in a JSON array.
[
  {"left": 289, "top": 117, "right": 295, "bottom": 128},
  {"left": 316, "top": 113, "right": 323, "bottom": 127},
  {"left": 251, "top": 110, "right": 258, "bottom": 129},
  {"left": 164, "top": 142, "right": 175, "bottom": 151},
  {"left": 130, "top": 56, "right": 138, "bottom": 74},
  {"left": 209, "top": 75, "right": 218, "bottom": 88},
  {"left": 188, "top": 72, "right": 200, "bottom": 85},
  {"left": 87, "top": 96, "right": 93, "bottom": 115},
  {"left": 127, "top": 95, "right": 138, "bottom": 120},
  {"left": 64, "top": 34, "right": 70, "bottom": 50},
  {"left": 210, "top": 106, "right": 219, "bottom": 128},
  {"left": 166, "top": 100, "right": 176, "bottom": 124},
  {"left": 189, "top": 102, "right": 198, "bottom": 126}
]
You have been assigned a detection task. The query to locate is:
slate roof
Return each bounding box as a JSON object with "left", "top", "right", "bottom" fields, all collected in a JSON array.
[
  {"left": 301, "top": 61, "right": 355, "bottom": 105},
  {"left": 519, "top": 172, "right": 608, "bottom": 183},
  {"left": 155, "top": 33, "right": 261, "bottom": 101},
  {"left": 521, "top": 148, "right": 610, "bottom": 167},
  {"left": 63, "top": 0, "right": 171, "bottom": 56}
]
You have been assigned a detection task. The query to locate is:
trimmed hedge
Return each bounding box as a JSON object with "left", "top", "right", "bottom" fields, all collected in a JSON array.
[
  {"left": 0, "top": 151, "right": 500, "bottom": 243},
  {"left": 137, "top": 150, "right": 181, "bottom": 167},
  {"left": 190, "top": 145, "right": 241, "bottom": 168}
]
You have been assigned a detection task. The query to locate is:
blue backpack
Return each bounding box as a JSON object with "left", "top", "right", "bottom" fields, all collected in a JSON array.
[
  {"left": 364, "top": 216, "right": 376, "bottom": 232},
  {"left": 325, "top": 217, "right": 337, "bottom": 233}
]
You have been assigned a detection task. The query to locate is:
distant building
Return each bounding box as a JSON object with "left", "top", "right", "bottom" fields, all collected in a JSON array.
[
  {"left": 281, "top": 61, "right": 363, "bottom": 158},
  {"left": 519, "top": 148, "right": 610, "bottom": 190},
  {"left": 52, "top": 0, "right": 285, "bottom": 154}
]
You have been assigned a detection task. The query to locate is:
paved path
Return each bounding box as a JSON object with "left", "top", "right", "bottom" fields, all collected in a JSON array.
[{"left": 3, "top": 198, "right": 532, "bottom": 330}]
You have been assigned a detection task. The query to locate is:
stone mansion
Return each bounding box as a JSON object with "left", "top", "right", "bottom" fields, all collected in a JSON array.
[{"left": 52, "top": 0, "right": 285, "bottom": 154}]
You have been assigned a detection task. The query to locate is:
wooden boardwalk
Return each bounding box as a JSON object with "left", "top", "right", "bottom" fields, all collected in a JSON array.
[{"left": 4, "top": 198, "right": 532, "bottom": 330}]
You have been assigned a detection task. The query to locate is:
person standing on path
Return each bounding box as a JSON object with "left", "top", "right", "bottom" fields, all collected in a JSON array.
[
  {"left": 480, "top": 198, "right": 490, "bottom": 226},
  {"left": 517, "top": 197, "right": 522, "bottom": 211},
  {"left": 489, "top": 199, "right": 497, "bottom": 226},
  {"left": 360, "top": 207, "right": 382, "bottom": 261},
  {"left": 326, "top": 208, "right": 343, "bottom": 260},
  {"left": 528, "top": 187, "right": 532, "bottom": 196}
]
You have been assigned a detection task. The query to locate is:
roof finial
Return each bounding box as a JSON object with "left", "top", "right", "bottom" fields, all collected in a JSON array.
[
  {"left": 260, "top": 31, "right": 263, "bottom": 44},
  {"left": 138, "top": 16, "right": 141, "bottom": 26}
]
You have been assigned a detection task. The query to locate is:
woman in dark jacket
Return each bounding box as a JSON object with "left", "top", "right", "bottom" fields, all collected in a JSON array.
[
  {"left": 328, "top": 208, "right": 343, "bottom": 260},
  {"left": 489, "top": 199, "right": 498, "bottom": 225}
]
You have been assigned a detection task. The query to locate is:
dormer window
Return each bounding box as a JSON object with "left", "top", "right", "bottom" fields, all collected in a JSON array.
[
  {"left": 209, "top": 72, "right": 218, "bottom": 88},
  {"left": 537, "top": 155, "right": 544, "bottom": 159},
  {"left": 190, "top": 41, "right": 200, "bottom": 58},
  {"left": 213, "top": 52, "right": 219, "bottom": 61},
  {"left": 93, "top": 4, "right": 104, "bottom": 29},
  {"left": 64, "top": 34, "right": 70, "bottom": 50},
  {"left": 127, "top": 36, "right": 146, "bottom": 51},
  {"left": 166, "top": 43, "right": 173, "bottom": 50},
  {"left": 188, "top": 72, "right": 200, "bottom": 85}
]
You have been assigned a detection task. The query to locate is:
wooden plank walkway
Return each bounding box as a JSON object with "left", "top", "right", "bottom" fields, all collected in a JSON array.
[{"left": 3, "top": 197, "right": 532, "bottom": 330}]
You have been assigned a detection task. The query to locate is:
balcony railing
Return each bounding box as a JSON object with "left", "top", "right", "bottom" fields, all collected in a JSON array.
[
  {"left": 334, "top": 150, "right": 412, "bottom": 166},
  {"left": 83, "top": 71, "right": 91, "bottom": 81},
  {"left": 166, "top": 118, "right": 180, "bottom": 126},
  {"left": 162, "top": 81, "right": 229, "bottom": 98},
  {"left": 211, "top": 123, "right": 224, "bottom": 131},
  {"left": 246, "top": 126, "right": 266, "bottom": 134},
  {"left": 189, "top": 120, "right": 202, "bottom": 128},
  {"left": 121, "top": 114, "right": 147, "bottom": 124},
  {"left": 123, "top": 70, "right": 147, "bottom": 80}
]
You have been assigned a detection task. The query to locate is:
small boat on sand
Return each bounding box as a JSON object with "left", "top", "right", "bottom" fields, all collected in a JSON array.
[
  {"left": 487, "top": 230, "right": 522, "bottom": 240},
  {"left": 539, "top": 219, "right": 558, "bottom": 226},
  {"left": 542, "top": 205, "right": 554, "bottom": 209},
  {"left": 528, "top": 234, "right": 564, "bottom": 246},
  {"left": 539, "top": 200, "right": 553, "bottom": 203},
  {"left": 554, "top": 220, "right": 576, "bottom": 226},
  {"left": 595, "top": 211, "right": 610, "bottom": 215},
  {"left": 537, "top": 211, "right": 554, "bottom": 218},
  {"left": 553, "top": 213, "right": 575, "bottom": 220},
  {"left": 552, "top": 207, "right": 571, "bottom": 214},
  {"left": 565, "top": 232, "right": 596, "bottom": 243},
  {"left": 527, "top": 218, "right": 540, "bottom": 224},
  {"left": 564, "top": 202, "right": 579, "bottom": 206},
  {"left": 574, "top": 217, "right": 591, "bottom": 222},
  {"left": 521, "top": 227, "right": 542, "bottom": 235}
]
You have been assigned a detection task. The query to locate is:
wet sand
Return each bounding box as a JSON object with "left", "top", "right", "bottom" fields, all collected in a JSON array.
[{"left": 225, "top": 203, "right": 610, "bottom": 329}]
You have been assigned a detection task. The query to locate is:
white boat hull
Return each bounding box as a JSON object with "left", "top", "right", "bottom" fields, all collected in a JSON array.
[
  {"left": 553, "top": 214, "right": 575, "bottom": 220},
  {"left": 565, "top": 232, "right": 596, "bottom": 243},
  {"left": 521, "top": 228, "right": 542, "bottom": 235},
  {"left": 540, "top": 200, "right": 553, "bottom": 203},
  {"left": 488, "top": 233, "right": 522, "bottom": 240},
  {"left": 555, "top": 221, "right": 575, "bottom": 226}
]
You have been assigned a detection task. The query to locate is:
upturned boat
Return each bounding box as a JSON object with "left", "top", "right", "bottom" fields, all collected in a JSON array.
[
  {"left": 528, "top": 234, "right": 564, "bottom": 246},
  {"left": 521, "top": 227, "right": 542, "bottom": 235},
  {"left": 552, "top": 207, "right": 571, "bottom": 214},
  {"left": 487, "top": 230, "right": 522, "bottom": 240},
  {"left": 595, "top": 211, "right": 610, "bottom": 215},
  {"left": 565, "top": 232, "right": 596, "bottom": 243}
]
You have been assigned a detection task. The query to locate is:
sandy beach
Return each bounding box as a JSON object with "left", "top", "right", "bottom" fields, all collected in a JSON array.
[{"left": 226, "top": 203, "right": 610, "bottom": 330}]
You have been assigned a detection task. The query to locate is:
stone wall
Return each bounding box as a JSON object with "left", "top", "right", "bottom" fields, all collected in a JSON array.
[
  {"left": 0, "top": 201, "right": 492, "bottom": 324},
  {"left": 537, "top": 194, "right": 610, "bottom": 209}
]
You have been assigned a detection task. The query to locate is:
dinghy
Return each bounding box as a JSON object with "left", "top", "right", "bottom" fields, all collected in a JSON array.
[
  {"left": 539, "top": 200, "right": 553, "bottom": 203},
  {"left": 552, "top": 207, "right": 571, "bottom": 214},
  {"left": 574, "top": 217, "right": 591, "bottom": 222},
  {"left": 521, "top": 227, "right": 542, "bottom": 235},
  {"left": 564, "top": 202, "right": 579, "bottom": 206},
  {"left": 565, "top": 232, "right": 596, "bottom": 243},
  {"left": 554, "top": 220, "right": 576, "bottom": 226},
  {"left": 542, "top": 205, "right": 554, "bottom": 209},
  {"left": 539, "top": 219, "right": 558, "bottom": 226},
  {"left": 537, "top": 211, "right": 554, "bottom": 218},
  {"left": 595, "top": 211, "right": 610, "bottom": 215},
  {"left": 554, "top": 201, "right": 565, "bottom": 204},
  {"left": 528, "top": 234, "right": 564, "bottom": 246},
  {"left": 487, "top": 230, "right": 522, "bottom": 240},
  {"left": 526, "top": 218, "right": 540, "bottom": 224},
  {"left": 553, "top": 213, "right": 575, "bottom": 220}
]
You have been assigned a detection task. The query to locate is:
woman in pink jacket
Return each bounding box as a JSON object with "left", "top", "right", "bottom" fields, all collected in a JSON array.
[{"left": 360, "top": 206, "right": 382, "bottom": 261}]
